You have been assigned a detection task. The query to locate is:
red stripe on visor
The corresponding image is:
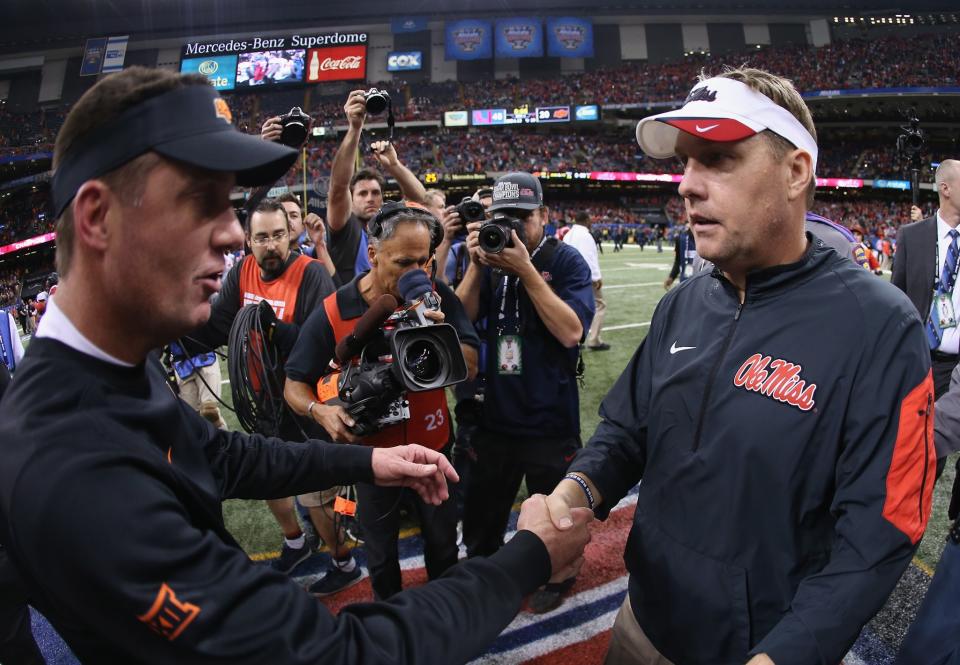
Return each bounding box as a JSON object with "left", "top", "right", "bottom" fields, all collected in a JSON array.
[{"left": 662, "top": 118, "right": 758, "bottom": 142}]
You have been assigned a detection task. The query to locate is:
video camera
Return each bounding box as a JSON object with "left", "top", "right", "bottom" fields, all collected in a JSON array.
[
  {"left": 896, "top": 107, "right": 925, "bottom": 206},
  {"left": 318, "top": 271, "right": 468, "bottom": 436},
  {"left": 478, "top": 212, "right": 526, "bottom": 254}
]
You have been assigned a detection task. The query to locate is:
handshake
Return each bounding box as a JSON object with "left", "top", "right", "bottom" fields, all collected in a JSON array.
[{"left": 369, "top": 445, "right": 594, "bottom": 581}]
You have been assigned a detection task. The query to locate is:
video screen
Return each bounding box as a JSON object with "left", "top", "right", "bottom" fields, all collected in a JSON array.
[{"left": 235, "top": 50, "right": 305, "bottom": 87}]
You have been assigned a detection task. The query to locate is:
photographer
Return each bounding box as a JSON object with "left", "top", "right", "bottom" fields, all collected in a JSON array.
[
  {"left": 436, "top": 187, "right": 492, "bottom": 290},
  {"left": 180, "top": 198, "right": 349, "bottom": 581},
  {"left": 284, "top": 202, "right": 480, "bottom": 601},
  {"left": 325, "top": 90, "right": 428, "bottom": 284},
  {"left": 455, "top": 172, "right": 595, "bottom": 613}
]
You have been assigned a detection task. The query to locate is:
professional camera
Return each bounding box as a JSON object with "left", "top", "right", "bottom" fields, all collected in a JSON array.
[
  {"left": 278, "top": 106, "right": 311, "bottom": 148},
  {"left": 897, "top": 108, "right": 925, "bottom": 158},
  {"left": 364, "top": 88, "right": 392, "bottom": 115},
  {"left": 478, "top": 212, "right": 526, "bottom": 254},
  {"left": 456, "top": 197, "right": 486, "bottom": 224},
  {"left": 450, "top": 196, "right": 486, "bottom": 240},
  {"left": 896, "top": 107, "right": 925, "bottom": 205},
  {"left": 320, "top": 271, "right": 468, "bottom": 436}
]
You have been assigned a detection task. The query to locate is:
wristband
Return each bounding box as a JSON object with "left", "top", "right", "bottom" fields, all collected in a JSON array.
[
  {"left": 307, "top": 401, "right": 318, "bottom": 417},
  {"left": 564, "top": 473, "right": 595, "bottom": 511}
]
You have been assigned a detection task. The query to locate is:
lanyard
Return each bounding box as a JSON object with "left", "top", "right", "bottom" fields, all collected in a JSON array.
[
  {"left": 496, "top": 236, "right": 547, "bottom": 336},
  {"left": 934, "top": 233, "right": 960, "bottom": 295},
  {"left": 0, "top": 314, "right": 8, "bottom": 367}
]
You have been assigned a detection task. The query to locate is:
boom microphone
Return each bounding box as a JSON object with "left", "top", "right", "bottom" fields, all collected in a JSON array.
[{"left": 334, "top": 293, "right": 398, "bottom": 365}]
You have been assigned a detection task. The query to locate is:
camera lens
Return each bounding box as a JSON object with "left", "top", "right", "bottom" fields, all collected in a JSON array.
[
  {"left": 478, "top": 224, "right": 509, "bottom": 253},
  {"left": 403, "top": 340, "right": 443, "bottom": 385},
  {"left": 365, "top": 92, "right": 389, "bottom": 115}
]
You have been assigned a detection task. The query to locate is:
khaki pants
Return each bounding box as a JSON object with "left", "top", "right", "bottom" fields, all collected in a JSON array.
[
  {"left": 605, "top": 596, "right": 675, "bottom": 665},
  {"left": 177, "top": 362, "right": 226, "bottom": 429},
  {"left": 587, "top": 281, "right": 607, "bottom": 347}
]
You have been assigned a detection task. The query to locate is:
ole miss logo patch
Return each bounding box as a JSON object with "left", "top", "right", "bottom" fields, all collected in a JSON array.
[{"left": 733, "top": 353, "right": 817, "bottom": 412}]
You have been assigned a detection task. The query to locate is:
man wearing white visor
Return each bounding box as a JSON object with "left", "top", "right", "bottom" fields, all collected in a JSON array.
[{"left": 545, "top": 68, "right": 935, "bottom": 665}]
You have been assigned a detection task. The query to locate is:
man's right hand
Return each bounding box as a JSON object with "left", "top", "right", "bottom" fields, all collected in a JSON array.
[
  {"left": 261, "top": 116, "right": 282, "bottom": 142},
  {"left": 439, "top": 206, "right": 462, "bottom": 247},
  {"left": 312, "top": 403, "right": 360, "bottom": 443},
  {"left": 344, "top": 90, "right": 368, "bottom": 130},
  {"left": 517, "top": 494, "right": 592, "bottom": 583},
  {"left": 464, "top": 220, "right": 485, "bottom": 266}
]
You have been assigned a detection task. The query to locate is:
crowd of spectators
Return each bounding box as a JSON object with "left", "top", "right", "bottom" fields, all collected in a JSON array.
[{"left": 0, "top": 189, "right": 54, "bottom": 246}]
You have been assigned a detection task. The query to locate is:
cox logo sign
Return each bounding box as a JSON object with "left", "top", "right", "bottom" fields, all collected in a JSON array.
[{"left": 387, "top": 51, "right": 423, "bottom": 72}]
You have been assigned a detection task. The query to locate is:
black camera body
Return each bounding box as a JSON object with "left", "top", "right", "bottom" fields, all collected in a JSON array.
[
  {"left": 452, "top": 197, "right": 486, "bottom": 240},
  {"left": 897, "top": 109, "right": 925, "bottom": 158},
  {"left": 325, "top": 295, "right": 468, "bottom": 436},
  {"left": 364, "top": 88, "right": 392, "bottom": 115},
  {"left": 478, "top": 212, "right": 526, "bottom": 254},
  {"left": 456, "top": 197, "right": 486, "bottom": 224},
  {"left": 279, "top": 106, "right": 311, "bottom": 148}
]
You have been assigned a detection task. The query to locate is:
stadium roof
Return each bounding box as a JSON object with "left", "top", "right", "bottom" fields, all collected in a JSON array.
[{"left": 3, "top": 0, "right": 957, "bottom": 52}]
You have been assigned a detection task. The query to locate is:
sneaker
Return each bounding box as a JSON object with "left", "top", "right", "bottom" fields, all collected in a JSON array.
[
  {"left": 271, "top": 542, "right": 312, "bottom": 575},
  {"left": 587, "top": 343, "right": 611, "bottom": 351},
  {"left": 528, "top": 578, "right": 576, "bottom": 614},
  {"left": 309, "top": 560, "right": 363, "bottom": 596},
  {"left": 301, "top": 519, "right": 321, "bottom": 552}
]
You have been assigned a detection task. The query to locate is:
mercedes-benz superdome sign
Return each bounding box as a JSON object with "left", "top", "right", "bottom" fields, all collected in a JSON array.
[{"left": 179, "top": 31, "right": 368, "bottom": 91}]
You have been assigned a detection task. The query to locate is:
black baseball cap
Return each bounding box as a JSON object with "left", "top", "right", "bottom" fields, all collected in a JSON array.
[
  {"left": 52, "top": 83, "right": 298, "bottom": 218},
  {"left": 488, "top": 172, "right": 544, "bottom": 212}
]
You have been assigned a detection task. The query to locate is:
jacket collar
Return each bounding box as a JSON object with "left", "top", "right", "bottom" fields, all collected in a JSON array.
[{"left": 710, "top": 232, "right": 836, "bottom": 301}]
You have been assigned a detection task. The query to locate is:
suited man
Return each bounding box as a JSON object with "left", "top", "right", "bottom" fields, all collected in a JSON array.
[{"left": 893, "top": 159, "right": 960, "bottom": 399}]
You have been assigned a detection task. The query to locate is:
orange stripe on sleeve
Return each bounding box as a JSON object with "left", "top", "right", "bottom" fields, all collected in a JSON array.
[{"left": 882, "top": 370, "right": 935, "bottom": 545}]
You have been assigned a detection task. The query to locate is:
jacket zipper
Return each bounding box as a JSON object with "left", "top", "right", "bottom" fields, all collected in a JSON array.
[
  {"left": 692, "top": 300, "right": 744, "bottom": 452},
  {"left": 919, "top": 392, "right": 932, "bottom": 523}
]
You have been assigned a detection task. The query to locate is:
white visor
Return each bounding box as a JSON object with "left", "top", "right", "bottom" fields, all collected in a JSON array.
[{"left": 635, "top": 77, "right": 818, "bottom": 174}]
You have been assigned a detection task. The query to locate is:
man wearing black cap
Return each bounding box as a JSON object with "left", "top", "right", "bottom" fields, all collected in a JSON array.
[
  {"left": 456, "top": 172, "right": 595, "bottom": 613},
  {"left": 0, "top": 68, "right": 592, "bottom": 664}
]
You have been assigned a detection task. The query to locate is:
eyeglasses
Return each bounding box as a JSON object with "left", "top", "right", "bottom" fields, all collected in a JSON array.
[{"left": 250, "top": 231, "right": 289, "bottom": 246}]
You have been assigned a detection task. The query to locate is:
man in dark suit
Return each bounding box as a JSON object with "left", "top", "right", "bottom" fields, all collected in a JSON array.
[{"left": 893, "top": 158, "right": 960, "bottom": 398}]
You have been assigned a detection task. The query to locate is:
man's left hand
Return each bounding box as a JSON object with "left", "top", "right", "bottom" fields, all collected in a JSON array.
[
  {"left": 371, "top": 140, "right": 400, "bottom": 170},
  {"left": 745, "top": 655, "right": 775, "bottom": 665},
  {"left": 303, "top": 213, "right": 327, "bottom": 252},
  {"left": 478, "top": 230, "right": 533, "bottom": 277},
  {"left": 371, "top": 444, "right": 459, "bottom": 505}
]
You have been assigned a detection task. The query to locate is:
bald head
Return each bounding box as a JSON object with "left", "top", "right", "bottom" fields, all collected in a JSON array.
[{"left": 936, "top": 159, "right": 960, "bottom": 200}]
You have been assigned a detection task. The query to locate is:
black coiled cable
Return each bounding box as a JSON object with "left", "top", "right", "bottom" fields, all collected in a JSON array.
[{"left": 227, "top": 304, "right": 287, "bottom": 437}]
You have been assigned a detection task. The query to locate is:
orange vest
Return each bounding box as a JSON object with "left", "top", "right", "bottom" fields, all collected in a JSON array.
[
  {"left": 238, "top": 253, "right": 313, "bottom": 323},
  {"left": 316, "top": 291, "right": 450, "bottom": 451}
]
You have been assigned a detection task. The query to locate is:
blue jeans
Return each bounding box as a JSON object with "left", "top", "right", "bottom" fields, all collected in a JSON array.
[{"left": 896, "top": 533, "right": 960, "bottom": 665}]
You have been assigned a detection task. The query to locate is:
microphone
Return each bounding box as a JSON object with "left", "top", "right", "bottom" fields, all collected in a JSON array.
[
  {"left": 334, "top": 293, "right": 398, "bottom": 365},
  {"left": 398, "top": 270, "right": 439, "bottom": 311}
]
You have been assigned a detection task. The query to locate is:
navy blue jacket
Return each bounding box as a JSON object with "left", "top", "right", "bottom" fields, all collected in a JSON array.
[{"left": 570, "top": 241, "right": 935, "bottom": 665}]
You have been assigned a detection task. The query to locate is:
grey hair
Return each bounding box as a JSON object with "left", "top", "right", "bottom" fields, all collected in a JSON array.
[{"left": 369, "top": 212, "right": 436, "bottom": 250}]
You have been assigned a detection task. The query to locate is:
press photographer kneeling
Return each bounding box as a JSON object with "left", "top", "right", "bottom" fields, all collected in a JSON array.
[{"left": 284, "top": 201, "right": 480, "bottom": 600}]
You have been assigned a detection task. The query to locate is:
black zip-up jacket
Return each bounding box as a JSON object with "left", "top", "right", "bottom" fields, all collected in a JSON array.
[
  {"left": 570, "top": 239, "right": 935, "bottom": 665},
  {"left": 0, "top": 339, "right": 552, "bottom": 664}
]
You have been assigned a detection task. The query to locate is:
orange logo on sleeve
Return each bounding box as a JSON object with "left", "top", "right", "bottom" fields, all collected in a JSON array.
[{"left": 137, "top": 583, "right": 201, "bottom": 641}]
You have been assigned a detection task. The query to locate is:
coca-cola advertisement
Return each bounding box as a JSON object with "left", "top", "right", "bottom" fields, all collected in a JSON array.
[{"left": 306, "top": 45, "right": 367, "bottom": 83}]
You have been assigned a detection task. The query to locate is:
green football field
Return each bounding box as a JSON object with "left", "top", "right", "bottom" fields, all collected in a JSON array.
[{"left": 210, "top": 245, "right": 953, "bottom": 572}]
